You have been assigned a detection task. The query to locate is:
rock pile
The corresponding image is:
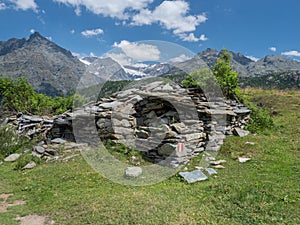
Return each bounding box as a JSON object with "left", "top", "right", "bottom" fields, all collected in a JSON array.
[
  {"left": 1, "top": 81, "right": 251, "bottom": 168},
  {"left": 73, "top": 81, "right": 251, "bottom": 168},
  {"left": 1, "top": 113, "right": 74, "bottom": 142},
  {"left": 31, "top": 140, "right": 86, "bottom": 162}
]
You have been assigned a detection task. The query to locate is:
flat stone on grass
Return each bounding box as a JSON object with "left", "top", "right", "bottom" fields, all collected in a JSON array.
[
  {"left": 205, "top": 168, "right": 218, "bottom": 175},
  {"left": 233, "top": 128, "right": 250, "bottom": 137},
  {"left": 22, "top": 161, "right": 36, "bottom": 170},
  {"left": 238, "top": 157, "right": 251, "bottom": 163},
  {"left": 125, "top": 167, "right": 142, "bottom": 178},
  {"left": 179, "top": 170, "right": 208, "bottom": 183},
  {"left": 4, "top": 153, "right": 21, "bottom": 162}
]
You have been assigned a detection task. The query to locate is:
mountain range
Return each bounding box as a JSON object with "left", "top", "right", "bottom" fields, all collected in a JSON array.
[
  {"left": 1, "top": 32, "right": 300, "bottom": 96},
  {"left": 0, "top": 32, "right": 84, "bottom": 96}
]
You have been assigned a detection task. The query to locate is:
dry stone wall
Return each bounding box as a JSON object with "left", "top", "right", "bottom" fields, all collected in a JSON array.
[
  {"left": 1, "top": 81, "right": 251, "bottom": 168},
  {"left": 74, "top": 81, "right": 251, "bottom": 167}
]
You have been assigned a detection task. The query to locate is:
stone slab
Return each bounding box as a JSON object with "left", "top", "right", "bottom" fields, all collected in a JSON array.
[{"left": 179, "top": 170, "right": 208, "bottom": 183}]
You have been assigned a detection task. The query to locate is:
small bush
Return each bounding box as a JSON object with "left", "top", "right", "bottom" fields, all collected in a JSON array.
[
  {"left": 247, "top": 106, "right": 274, "bottom": 133},
  {"left": 212, "top": 49, "right": 239, "bottom": 100},
  {"left": 0, "top": 125, "right": 31, "bottom": 159},
  {"left": 181, "top": 68, "right": 214, "bottom": 88},
  {"left": 244, "top": 101, "right": 274, "bottom": 133},
  {"left": 0, "top": 77, "right": 86, "bottom": 115}
]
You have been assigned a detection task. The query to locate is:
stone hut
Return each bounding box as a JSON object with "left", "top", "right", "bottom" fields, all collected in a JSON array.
[{"left": 72, "top": 81, "right": 251, "bottom": 168}]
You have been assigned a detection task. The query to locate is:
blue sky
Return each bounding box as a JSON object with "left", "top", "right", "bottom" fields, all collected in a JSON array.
[{"left": 0, "top": 0, "right": 300, "bottom": 62}]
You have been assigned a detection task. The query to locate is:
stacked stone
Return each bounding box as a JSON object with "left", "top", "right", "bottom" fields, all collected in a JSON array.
[
  {"left": 1, "top": 114, "right": 53, "bottom": 138},
  {"left": 77, "top": 81, "right": 250, "bottom": 167},
  {"left": 0, "top": 112, "right": 76, "bottom": 143},
  {"left": 1, "top": 81, "right": 251, "bottom": 168}
]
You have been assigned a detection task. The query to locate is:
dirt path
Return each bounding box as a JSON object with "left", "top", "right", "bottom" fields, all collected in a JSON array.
[
  {"left": 0, "top": 193, "right": 26, "bottom": 213},
  {"left": 1, "top": 193, "right": 54, "bottom": 225},
  {"left": 15, "top": 214, "right": 54, "bottom": 225}
]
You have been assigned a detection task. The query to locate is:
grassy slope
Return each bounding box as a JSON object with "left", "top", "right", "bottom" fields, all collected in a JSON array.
[{"left": 0, "top": 89, "right": 299, "bottom": 225}]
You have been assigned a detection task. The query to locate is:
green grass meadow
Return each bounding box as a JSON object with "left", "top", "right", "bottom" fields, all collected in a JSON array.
[{"left": 0, "top": 89, "right": 299, "bottom": 224}]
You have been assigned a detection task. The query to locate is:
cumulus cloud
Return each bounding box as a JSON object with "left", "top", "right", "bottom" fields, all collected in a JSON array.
[
  {"left": 179, "top": 33, "right": 208, "bottom": 42},
  {"left": 281, "top": 50, "right": 300, "bottom": 57},
  {"left": 74, "top": 6, "right": 81, "bottom": 16},
  {"left": 81, "top": 28, "right": 104, "bottom": 37},
  {"left": 53, "top": 0, "right": 153, "bottom": 19},
  {"left": 105, "top": 53, "right": 133, "bottom": 65},
  {"left": 168, "top": 54, "right": 192, "bottom": 63},
  {"left": 113, "top": 40, "right": 161, "bottom": 62},
  {"left": 0, "top": 3, "right": 7, "bottom": 10},
  {"left": 199, "top": 34, "right": 208, "bottom": 41},
  {"left": 269, "top": 47, "right": 277, "bottom": 52},
  {"left": 246, "top": 55, "right": 260, "bottom": 62},
  {"left": 30, "top": 28, "right": 35, "bottom": 33},
  {"left": 70, "top": 29, "right": 75, "bottom": 34},
  {"left": 132, "top": 0, "right": 207, "bottom": 35},
  {"left": 53, "top": 1, "right": 207, "bottom": 37},
  {"left": 8, "top": 0, "right": 38, "bottom": 11}
]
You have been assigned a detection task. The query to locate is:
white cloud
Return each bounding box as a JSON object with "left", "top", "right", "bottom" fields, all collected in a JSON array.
[
  {"left": 179, "top": 33, "right": 208, "bottom": 42},
  {"left": 8, "top": 0, "right": 38, "bottom": 11},
  {"left": 53, "top": 0, "right": 153, "bottom": 19},
  {"left": 269, "top": 47, "right": 277, "bottom": 52},
  {"left": 281, "top": 50, "right": 300, "bottom": 57},
  {"left": 168, "top": 54, "right": 191, "bottom": 63},
  {"left": 81, "top": 28, "right": 104, "bottom": 37},
  {"left": 113, "top": 40, "right": 161, "bottom": 62},
  {"left": 132, "top": 1, "right": 207, "bottom": 34},
  {"left": 246, "top": 55, "right": 260, "bottom": 62},
  {"left": 46, "top": 36, "right": 52, "bottom": 41},
  {"left": 199, "top": 34, "right": 208, "bottom": 41},
  {"left": 74, "top": 6, "right": 81, "bottom": 16},
  {"left": 53, "top": 1, "right": 207, "bottom": 38},
  {"left": 0, "top": 3, "right": 7, "bottom": 10},
  {"left": 30, "top": 29, "right": 35, "bottom": 34},
  {"left": 105, "top": 53, "right": 133, "bottom": 65},
  {"left": 70, "top": 29, "right": 75, "bottom": 34}
]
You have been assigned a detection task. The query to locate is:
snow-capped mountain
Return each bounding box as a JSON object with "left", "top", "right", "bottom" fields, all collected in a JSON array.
[
  {"left": 79, "top": 56, "right": 174, "bottom": 81},
  {"left": 123, "top": 63, "right": 172, "bottom": 79}
]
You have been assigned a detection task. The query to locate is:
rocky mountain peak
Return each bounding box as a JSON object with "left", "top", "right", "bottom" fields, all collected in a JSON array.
[
  {"left": 247, "top": 55, "right": 300, "bottom": 76},
  {"left": 0, "top": 37, "right": 26, "bottom": 56},
  {"left": 25, "top": 32, "right": 53, "bottom": 48},
  {"left": 201, "top": 48, "right": 219, "bottom": 56},
  {"left": 0, "top": 32, "right": 85, "bottom": 96},
  {"left": 263, "top": 55, "right": 287, "bottom": 63},
  {"left": 28, "top": 31, "right": 45, "bottom": 41},
  {"left": 231, "top": 51, "right": 254, "bottom": 65}
]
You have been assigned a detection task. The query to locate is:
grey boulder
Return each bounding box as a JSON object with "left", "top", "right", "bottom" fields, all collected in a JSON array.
[
  {"left": 125, "top": 167, "right": 142, "bottom": 178},
  {"left": 4, "top": 153, "right": 21, "bottom": 162},
  {"left": 22, "top": 161, "right": 37, "bottom": 170},
  {"left": 179, "top": 170, "right": 208, "bottom": 183}
]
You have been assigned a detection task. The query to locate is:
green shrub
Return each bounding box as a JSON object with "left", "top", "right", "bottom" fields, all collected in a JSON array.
[
  {"left": 180, "top": 50, "right": 273, "bottom": 133},
  {"left": 212, "top": 49, "right": 239, "bottom": 100},
  {"left": 0, "top": 125, "right": 31, "bottom": 159},
  {"left": 181, "top": 68, "right": 214, "bottom": 88},
  {"left": 245, "top": 101, "right": 274, "bottom": 133},
  {"left": 0, "top": 77, "right": 86, "bottom": 115}
]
